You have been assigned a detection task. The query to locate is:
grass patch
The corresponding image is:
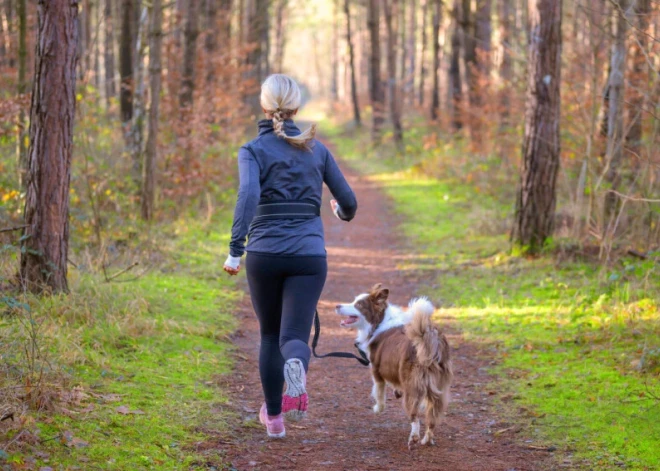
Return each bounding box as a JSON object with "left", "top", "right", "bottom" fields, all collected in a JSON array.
[
  {"left": 1, "top": 215, "right": 241, "bottom": 470},
  {"left": 326, "top": 120, "right": 660, "bottom": 471}
]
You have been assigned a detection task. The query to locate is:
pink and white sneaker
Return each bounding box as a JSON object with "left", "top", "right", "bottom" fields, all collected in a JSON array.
[
  {"left": 282, "top": 358, "right": 308, "bottom": 421},
  {"left": 259, "top": 403, "right": 285, "bottom": 438}
]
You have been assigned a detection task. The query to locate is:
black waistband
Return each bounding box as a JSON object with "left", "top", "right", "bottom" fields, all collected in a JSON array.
[{"left": 254, "top": 202, "right": 320, "bottom": 220}]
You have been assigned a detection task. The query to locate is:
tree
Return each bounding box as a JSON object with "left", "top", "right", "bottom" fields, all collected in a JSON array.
[
  {"left": 418, "top": 0, "right": 428, "bottom": 106},
  {"left": 245, "top": 0, "right": 269, "bottom": 112},
  {"left": 430, "top": 0, "right": 441, "bottom": 120},
  {"left": 405, "top": 0, "right": 416, "bottom": 104},
  {"left": 498, "top": 0, "right": 512, "bottom": 127},
  {"left": 511, "top": 0, "right": 562, "bottom": 254},
  {"left": 16, "top": 0, "right": 28, "bottom": 189},
  {"left": 344, "top": 0, "right": 361, "bottom": 125},
  {"left": 180, "top": 0, "right": 199, "bottom": 110},
  {"left": 20, "top": 0, "right": 79, "bottom": 293},
  {"left": 104, "top": 0, "right": 116, "bottom": 107},
  {"left": 384, "top": 0, "right": 403, "bottom": 144},
  {"left": 448, "top": 0, "right": 462, "bottom": 130},
  {"left": 367, "top": 0, "right": 384, "bottom": 142},
  {"left": 626, "top": 0, "right": 650, "bottom": 160},
  {"left": 120, "top": 0, "right": 135, "bottom": 123},
  {"left": 273, "top": 0, "right": 288, "bottom": 73},
  {"left": 142, "top": 0, "right": 163, "bottom": 221},
  {"left": 603, "top": 0, "right": 631, "bottom": 226}
]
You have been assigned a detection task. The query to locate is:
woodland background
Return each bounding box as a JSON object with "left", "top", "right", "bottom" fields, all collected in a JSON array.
[{"left": 0, "top": 0, "right": 659, "bottom": 469}]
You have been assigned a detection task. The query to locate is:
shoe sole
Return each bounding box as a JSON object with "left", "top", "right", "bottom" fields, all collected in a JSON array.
[{"left": 283, "top": 359, "right": 307, "bottom": 421}]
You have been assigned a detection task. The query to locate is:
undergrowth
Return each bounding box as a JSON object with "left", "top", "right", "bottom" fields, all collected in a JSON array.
[{"left": 325, "top": 118, "right": 660, "bottom": 471}]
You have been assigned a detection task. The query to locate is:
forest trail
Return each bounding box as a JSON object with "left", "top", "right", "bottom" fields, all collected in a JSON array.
[{"left": 212, "top": 138, "right": 554, "bottom": 471}]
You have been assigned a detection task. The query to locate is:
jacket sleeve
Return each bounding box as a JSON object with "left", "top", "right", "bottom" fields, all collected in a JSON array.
[
  {"left": 323, "top": 147, "right": 357, "bottom": 222},
  {"left": 229, "top": 147, "right": 261, "bottom": 257}
]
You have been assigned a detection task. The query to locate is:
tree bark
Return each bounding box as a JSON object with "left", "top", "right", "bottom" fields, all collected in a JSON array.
[
  {"left": 368, "top": 0, "right": 384, "bottom": 142},
  {"left": 142, "top": 0, "right": 162, "bottom": 221},
  {"left": 384, "top": 0, "right": 403, "bottom": 144},
  {"left": 345, "top": 0, "right": 361, "bottom": 125},
  {"left": 273, "top": 0, "right": 287, "bottom": 73},
  {"left": 430, "top": 0, "right": 441, "bottom": 120},
  {"left": 104, "top": 0, "right": 116, "bottom": 107},
  {"left": 331, "top": 0, "right": 339, "bottom": 101},
  {"left": 245, "top": 0, "right": 268, "bottom": 112},
  {"left": 603, "top": 0, "right": 631, "bottom": 226},
  {"left": 626, "top": 0, "right": 650, "bottom": 160},
  {"left": 461, "top": 0, "right": 476, "bottom": 110},
  {"left": 448, "top": 0, "right": 462, "bottom": 130},
  {"left": 180, "top": 0, "right": 199, "bottom": 110},
  {"left": 120, "top": 0, "right": 134, "bottom": 123},
  {"left": 20, "top": 0, "right": 79, "bottom": 294},
  {"left": 405, "top": 0, "right": 416, "bottom": 105},
  {"left": 498, "top": 0, "right": 512, "bottom": 126},
  {"left": 129, "top": 5, "right": 147, "bottom": 186},
  {"left": 204, "top": 0, "right": 218, "bottom": 82},
  {"left": 418, "top": 0, "right": 428, "bottom": 106},
  {"left": 16, "top": 0, "right": 28, "bottom": 189},
  {"left": 511, "top": 0, "right": 562, "bottom": 254}
]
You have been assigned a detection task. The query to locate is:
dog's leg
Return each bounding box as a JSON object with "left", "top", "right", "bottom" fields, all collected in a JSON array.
[
  {"left": 403, "top": 393, "right": 421, "bottom": 449},
  {"left": 421, "top": 400, "right": 436, "bottom": 446},
  {"left": 371, "top": 375, "right": 386, "bottom": 413}
]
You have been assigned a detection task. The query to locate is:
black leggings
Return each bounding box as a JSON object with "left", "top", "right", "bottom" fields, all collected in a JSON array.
[{"left": 245, "top": 253, "right": 327, "bottom": 416}]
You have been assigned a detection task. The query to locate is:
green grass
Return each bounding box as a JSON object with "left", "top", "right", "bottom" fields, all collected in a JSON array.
[
  {"left": 326, "top": 120, "right": 660, "bottom": 471},
  {"left": 1, "top": 215, "right": 241, "bottom": 470}
]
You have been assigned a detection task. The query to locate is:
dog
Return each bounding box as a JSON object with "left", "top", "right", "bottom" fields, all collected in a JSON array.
[{"left": 335, "top": 284, "right": 453, "bottom": 447}]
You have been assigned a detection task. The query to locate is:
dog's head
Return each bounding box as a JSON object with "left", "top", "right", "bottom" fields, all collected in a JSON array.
[{"left": 335, "top": 283, "right": 390, "bottom": 330}]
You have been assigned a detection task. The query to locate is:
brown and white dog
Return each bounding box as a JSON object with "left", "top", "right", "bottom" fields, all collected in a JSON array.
[{"left": 336, "top": 284, "right": 453, "bottom": 447}]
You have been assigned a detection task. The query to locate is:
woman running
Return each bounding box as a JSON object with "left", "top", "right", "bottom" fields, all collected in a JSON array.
[{"left": 223, "top": 74, "right": 358, "bottom": 438}]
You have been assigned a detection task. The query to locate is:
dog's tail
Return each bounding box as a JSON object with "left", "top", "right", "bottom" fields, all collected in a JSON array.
[
  {"left": 405, "top": 298, "right": 453, "bottom": 414},
  {"left": 405, "top": 298, "right": 441, "bottom": 368}
]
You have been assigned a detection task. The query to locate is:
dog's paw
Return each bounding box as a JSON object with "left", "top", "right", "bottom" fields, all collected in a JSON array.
[
  {"left": 420, "top": 433, "right": 435, "bottom": 446},
  {"left": 372, "top": 403, "right": 385, "bottom": 413}
]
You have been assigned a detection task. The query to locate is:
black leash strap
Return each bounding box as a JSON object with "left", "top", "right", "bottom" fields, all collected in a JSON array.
[{"left": 311, "top": 310, "right": 370, "bottom": 366}]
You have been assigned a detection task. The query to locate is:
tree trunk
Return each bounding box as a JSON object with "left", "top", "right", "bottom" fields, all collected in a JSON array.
[
  {"left": 511, "top": 0, "right": 562, "bottom": 254},
  {"left": 448, "top": 0, "right": 462, "bottom": 130},
  {"left": 430, "top": 0, "right": 441, "bottom": 120},
  {"left": 204, "top": 0, "right": 218, "bottom": 82},
  {"left": 129, "top": 5, "right": 148, "bottom": 186},
  {"left": 20, "top": 0, "right": 79, "bottom": 294},
  {"left": 180, "top": 0, "right": 199, "bottom": 110},
  {"left": 245, "top": 0, "right": 268, "bottom": 112},
  {"left": 603, "top": 0, "right": 631, "bottom": 226},
  {"left": 120, "top": 0, "right": 134, "bottom": 123},
  {"left": 418, "top": 0, "right": 428, "bottom": 106},
  {"left": 626, "top": 0, "right": 650, "bottom": 161},
  {"left": 104, "top": 0, "right": 116, "bottom": 107},
  {"left": 345, "top": 0, "right": 361, "bottom": 125},
  {"left": 384, "top": 0, "right": 403, "bottom": 144},
  {"left": 331, "top": 0, "right": 339, "bottom": 100},
  {"left": 461, "top": 0, "right": 476, "bottom": 109},
  {"left": 405, "top": 0, "right": 416, "bottom": 105},
  {"left": 498, "top": 0, "right": 512, "bottom": 126},
  {"left": 142, "top": 0, "right": 162, "bottom": 221},
  {"left": 16, "top": 0, "right": 27, "bottom": 189},
  {"left": 368, "top": 0, "right": 384, "bottom": 142},
  {"left": 273, "top": 0, "right": 287, "bottom": 73}
]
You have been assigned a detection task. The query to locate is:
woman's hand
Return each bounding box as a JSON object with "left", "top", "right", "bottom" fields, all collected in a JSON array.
[
  {"left": 223, "top": 265, "right": 240, "bottom": 276},
  {"left": 223, "top": 255, "right": 241, "bottom": 276},
  {"left": 330, "top": 199, "right": 341, "bottom": 219}
]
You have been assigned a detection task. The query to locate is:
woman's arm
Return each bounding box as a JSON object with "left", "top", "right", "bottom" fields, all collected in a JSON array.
[
  {"left": 226, "top": 147, "right": 261, "bottom": 270},
  {"left": 324, "top": 148, "right": 357, "bottom": 221}
]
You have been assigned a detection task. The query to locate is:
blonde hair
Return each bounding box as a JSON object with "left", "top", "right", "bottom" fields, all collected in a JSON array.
[{"left": 260, "top": 74, "right": 317, "bottom": 151}]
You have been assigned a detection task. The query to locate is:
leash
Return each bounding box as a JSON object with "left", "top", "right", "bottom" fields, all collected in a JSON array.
[{"left": 311, "top": 310, "right": 370, "bottom": 366}]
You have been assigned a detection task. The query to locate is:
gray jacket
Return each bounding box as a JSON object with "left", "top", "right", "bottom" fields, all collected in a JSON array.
[{"left": 229, "top": 119, "right": 357, "bottom": 258}]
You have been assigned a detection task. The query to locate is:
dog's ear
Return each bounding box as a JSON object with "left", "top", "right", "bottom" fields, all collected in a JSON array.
[{"left": 370, "top": 285, "right": 389, "bottom": 303}]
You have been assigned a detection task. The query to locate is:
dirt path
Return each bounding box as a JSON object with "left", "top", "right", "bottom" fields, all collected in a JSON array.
[{"left": 211, "top": 142, "right": 554, "bottom": 471}]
